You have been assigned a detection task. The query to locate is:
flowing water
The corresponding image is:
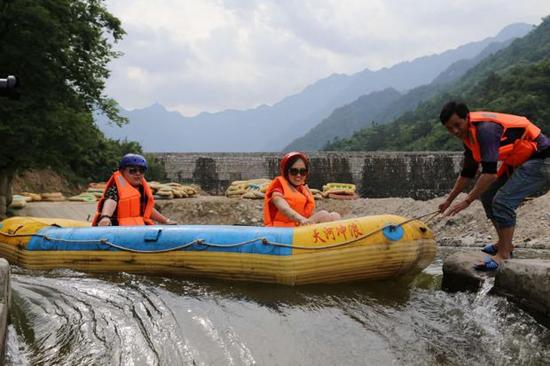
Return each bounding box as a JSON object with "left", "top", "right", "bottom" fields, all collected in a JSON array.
[{"left": 5, "top": 249, "right": 550, "bottom": 366}]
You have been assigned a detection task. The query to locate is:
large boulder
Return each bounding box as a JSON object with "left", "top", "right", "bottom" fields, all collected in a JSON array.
[
  {"left": 494, "top": 259, "right": 550, "bottom": 319},
  {"left": 442, "top": 251, "right": 492, "bottom": 292}
]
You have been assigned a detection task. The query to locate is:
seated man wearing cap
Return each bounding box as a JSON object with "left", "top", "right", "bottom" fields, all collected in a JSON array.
[{"left": 92, "top": 154, "right": 176, "bottom": 226}]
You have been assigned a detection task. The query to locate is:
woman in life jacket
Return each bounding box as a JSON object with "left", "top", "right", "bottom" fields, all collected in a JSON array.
[
  {"left": 263, "top": 152, "right": 341, "bottom": 227},
  {"left": 92, "top": 154, "right": 177, "bottom": 226}
]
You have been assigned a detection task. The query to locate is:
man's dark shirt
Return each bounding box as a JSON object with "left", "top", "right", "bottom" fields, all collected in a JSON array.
[{"left": 461, "top": 121, "right": 550, "bottom": 178}]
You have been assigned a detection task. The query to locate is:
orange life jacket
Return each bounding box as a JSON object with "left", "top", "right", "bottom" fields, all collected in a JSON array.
[
  {"left": 263, "top": 176, "right": 315, "bottom": 227},
  {"left": 92, "top": 171, "right": 155, "bottom": 226},
  {"left": 464, "top": 111, "right": 541, "bottom": 176}
]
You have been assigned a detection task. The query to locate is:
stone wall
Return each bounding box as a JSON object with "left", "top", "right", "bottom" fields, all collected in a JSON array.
[{"left": 152, "top": 152, "right": 463, "bottom": 200}]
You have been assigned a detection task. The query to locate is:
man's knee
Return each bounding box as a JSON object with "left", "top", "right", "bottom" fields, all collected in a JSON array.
[
  {"left": 492, "top": 195, "right": 516, "bottom": 227},
  {"left": 480, "top": 189, "right": 494, "bottom": 207},
  {"left": 480, "top": 193, "right": 495, "bottom": 220}
]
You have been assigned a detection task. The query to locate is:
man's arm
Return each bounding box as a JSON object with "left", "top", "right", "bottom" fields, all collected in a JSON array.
[
  {"left": 439, "top": 147, "right": 478, "bottom": 213},
  {"left": 439, "top": 175, "right": 472, "bottom": 212},
  {"left": 443, "top": 122, "right": 501, "bottom": 216},
  {"left": 465, "top": 173, "right": 498, "bottom": 203},
  {"left": 444, "top": 173, "right": 497, "bottom": 216}
]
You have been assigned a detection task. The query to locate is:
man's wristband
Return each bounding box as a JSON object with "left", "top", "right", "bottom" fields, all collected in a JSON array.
[{"left": 99, "top": 214, "right": 112, "bottom": 221}]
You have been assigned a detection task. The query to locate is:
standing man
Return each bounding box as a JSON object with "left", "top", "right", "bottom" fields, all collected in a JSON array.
[{"left": 438, "top": 101, "right": 550, "bottom": 270}]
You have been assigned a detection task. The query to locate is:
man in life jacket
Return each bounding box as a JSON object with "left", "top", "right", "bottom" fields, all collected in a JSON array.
[
  {"left": 438, "top": 101, "right": 550, "bottom": 270},
  {"left": 263, "top": 151, "right": 341, "bottom": 227},
  {"left": 92, "top": 154, "right": 177, "bottom": 226}
]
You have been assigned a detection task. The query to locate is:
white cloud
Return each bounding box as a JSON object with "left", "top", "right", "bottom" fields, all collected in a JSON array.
[{"left": 104, "top": 0, "right": 550, "bottom": 116}]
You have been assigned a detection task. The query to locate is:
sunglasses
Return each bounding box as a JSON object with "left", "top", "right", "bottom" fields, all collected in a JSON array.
[
  {"left": 127, "top": 166, "right": 146, "bottom": 175},
  {"left": 288, "top": 168, "right": 308, "bottom": 176}
]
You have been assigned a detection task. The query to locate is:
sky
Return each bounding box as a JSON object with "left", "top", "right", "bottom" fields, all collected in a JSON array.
[{"left": 104, "top": 0, "right": 550, "bottom": 117}]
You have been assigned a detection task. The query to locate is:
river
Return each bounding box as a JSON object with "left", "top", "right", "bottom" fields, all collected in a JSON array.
[{"left": 5, "top": 249, "right": 550, "bottom": 366}]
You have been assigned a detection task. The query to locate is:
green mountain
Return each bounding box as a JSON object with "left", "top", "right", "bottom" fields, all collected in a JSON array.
[
  {"left": 325, "top": 16, "right": 550, "bottom": 152},
  {"left": 285, "top": 26, "right": 532, "bottom": 152},
  {"left": 284, "top": 88, "right": 402, "bottom": 151},
  {"left": 97, "top": 24, "right": 532, "bottom": 152}
]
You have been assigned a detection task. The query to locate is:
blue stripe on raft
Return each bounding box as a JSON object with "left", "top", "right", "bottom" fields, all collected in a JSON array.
[{"left": 27, "top": 225, "right": 294, "bottom": 256}]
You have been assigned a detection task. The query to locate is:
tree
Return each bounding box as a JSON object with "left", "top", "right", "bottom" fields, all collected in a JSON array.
[{"left": 0, "top": 0, "right": 126, "bottom": 217}]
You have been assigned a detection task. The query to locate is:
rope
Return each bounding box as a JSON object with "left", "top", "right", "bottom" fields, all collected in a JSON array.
[
  {"left": 0, "top": 211, "right": 439, "bottom": 253},
  {"left": 98, "top": 239, "right": 201, "bottom": 253}
]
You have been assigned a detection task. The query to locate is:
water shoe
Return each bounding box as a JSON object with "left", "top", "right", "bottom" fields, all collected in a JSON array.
[
  {"left": 481, "top": 244, "right": 513, "bottom": 258},
  {"left": 481, "top": 243, "right": 498, "bottom": 255},
  {"left": 474, "top": 256, "right": 499, "bottom": 272}
]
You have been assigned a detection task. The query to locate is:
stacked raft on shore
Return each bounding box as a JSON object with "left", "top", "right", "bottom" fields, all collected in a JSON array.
[
  {"left": 12, "top": 181, "right": 201, "bottom": 206},
  {"left": 225, "top": 179, "right": 271, "bottom": 199},
  {"left": 322, "top": 183, "right": 358, "bottom": 200},
  {"left": 0, "top": 215, "right": 436, "bottom": 285},
  {"left": 9, "top": 192, "right": 67, "bottom": 209},
  {"left": 224, "top": 179, "right": 359, "bottom": 200}
]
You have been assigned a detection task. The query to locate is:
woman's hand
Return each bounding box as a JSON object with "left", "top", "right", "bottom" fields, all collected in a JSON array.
[
  {"left": 272, "top": 195, "right": 309, "bottom": 226},
  {"left": 98, "top": 216, "right": 112, "bottom": 226},
  {"left": 97, "top": 199, "right": 117, "bottom": 226},
  {"left": 164, "top": 218, "right": 178, "bottom": 225},
  {"left": 299, "top": 217, "right": 313, "bottom": 226}
]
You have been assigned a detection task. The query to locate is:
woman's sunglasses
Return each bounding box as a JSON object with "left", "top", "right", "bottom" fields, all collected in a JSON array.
[
  {"left": 288, "top": 168, "right": 308, "bottom": 176},
  {"left": 127, "top": 166, "right": 146, "bottom": 175}
]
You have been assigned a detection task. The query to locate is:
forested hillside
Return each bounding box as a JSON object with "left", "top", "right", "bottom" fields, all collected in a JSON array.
[
  {"left": 285, "top": 26, "right": 531, "bottom": 152},
  {"left": 284, "top": 88, "right": 402, "bottom": 151},
  {"left": 325, "top": 17, "right": 550, "bottom": 152}
]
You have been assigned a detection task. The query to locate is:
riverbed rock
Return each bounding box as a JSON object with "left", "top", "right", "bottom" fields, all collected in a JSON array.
[
  {"left": 494, "top": 260, "right": 550, "bottom": 319},
  {"left": 442, "top": 251, "right": 492, "bottom": 292}
]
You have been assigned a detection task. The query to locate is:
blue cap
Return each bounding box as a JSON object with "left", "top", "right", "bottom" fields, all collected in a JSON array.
[{"left": 119, "top": 153, "right": 148, "bottom": 170}]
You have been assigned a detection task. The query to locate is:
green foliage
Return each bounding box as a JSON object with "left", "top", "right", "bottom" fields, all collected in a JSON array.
[
  {"left": 325, "top": 16, "right": 550, "bottom": 152},
  {"left": 0, "top": 0, "right": 139, "bottom": 182},
  {"left": 60, "top": 136, "right": 167, "bottom": 184},
  {"left": 144, "top": 153, "right": 168, "bottom": 182}
]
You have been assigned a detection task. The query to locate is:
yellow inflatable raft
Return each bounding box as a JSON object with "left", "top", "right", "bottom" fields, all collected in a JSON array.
[{"left": 0, "top": 215, "right": 436, "bottom": 285}]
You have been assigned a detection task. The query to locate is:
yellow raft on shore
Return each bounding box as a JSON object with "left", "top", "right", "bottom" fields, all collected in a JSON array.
[{"left": 0, "top": 215, "right": 436, "bottom": 285}]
